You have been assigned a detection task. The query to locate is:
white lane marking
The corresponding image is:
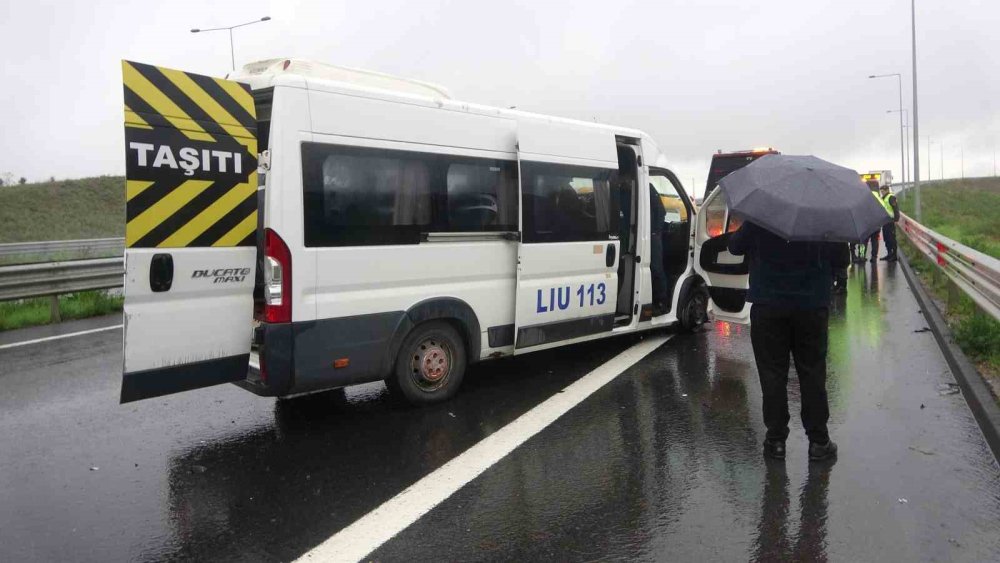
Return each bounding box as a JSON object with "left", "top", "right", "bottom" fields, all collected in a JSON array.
[
  {"left": 296, "top": 334, "right": 672, "bottom": 563},
  {"left": 0, "top": 324, "right": 123, "bottom": 351}
]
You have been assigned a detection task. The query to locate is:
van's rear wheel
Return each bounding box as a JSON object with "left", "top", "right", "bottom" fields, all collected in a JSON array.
[
  {"left": 388, "top": 321, "right": 466, "bottom": 404},
  {"left": 679, "top": 285, "right": 709, "bottom": 332}
]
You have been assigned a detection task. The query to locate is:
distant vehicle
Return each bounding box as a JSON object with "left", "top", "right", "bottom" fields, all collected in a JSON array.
[
  {"left": 117, "top": 59, "right": 751, "bottom": 406},
  {"left": 705, "top": 147, "right": 781, "bottom": 196},
  {"left": 860, "top": 170, "right": 893, "bottom": 188}
]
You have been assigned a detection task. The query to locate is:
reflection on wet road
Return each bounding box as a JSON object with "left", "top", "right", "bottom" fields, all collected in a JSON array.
[
  {"left": 1, "top": 261, "right": 999, "bottom": 562},
  {"left": 372, "top": 262, "right": 1000, "bottom": 562}
]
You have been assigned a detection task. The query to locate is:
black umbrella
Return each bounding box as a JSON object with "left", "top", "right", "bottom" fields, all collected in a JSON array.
[{"left": 717, "top": 154, "right": 891, "bottom": 243}]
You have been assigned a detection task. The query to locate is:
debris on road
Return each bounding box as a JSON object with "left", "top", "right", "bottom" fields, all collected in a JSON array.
[
  {"left": 913, "top": 327, "right": 931, "bottom": 333},
  {"left": 909, "top": 446, "right": 935, "bottom": 456},
  {"left": 190, "top": 465, "right": 207, "bottom": 474},
  {"left": 898, "top": 498, "right": 908, "bottom": 504},
  {"left": 89, "top": 466, "right": 99, "bottom": 471},
  {"left": 938, "top": 383, "right": 961, "bottom": 396}
]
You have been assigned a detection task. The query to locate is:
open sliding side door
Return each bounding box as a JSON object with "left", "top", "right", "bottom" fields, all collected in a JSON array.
[
  {"left": 693, "top": 186, "right": 751, "bottom": 324},
  {"left": 120, "top": 60, "right": 258, "bottom": 402},
  {"left": 512, "top": 120, "right": 622, "bottom": 350}
]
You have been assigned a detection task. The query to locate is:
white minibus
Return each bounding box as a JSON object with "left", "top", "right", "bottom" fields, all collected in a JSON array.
[{"left": 119, "top": 59, "right": 748, "bottom": 405}]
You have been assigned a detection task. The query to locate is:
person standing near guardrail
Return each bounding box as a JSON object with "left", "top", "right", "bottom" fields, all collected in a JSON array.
[
  {"left": 865, "top": 181, "right": 883, "bottom": 263},
  {"left": 879, "top": 185, "right": 900, "bottom": 262}
]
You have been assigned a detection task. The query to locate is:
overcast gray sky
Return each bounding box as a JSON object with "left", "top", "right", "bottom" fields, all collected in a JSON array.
[{"left": 2, "top": 0, "right": 998, "bottom": 198}]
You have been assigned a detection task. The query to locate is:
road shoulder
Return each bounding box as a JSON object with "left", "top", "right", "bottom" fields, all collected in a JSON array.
[{"left": 900, "top": 253, "right": 1000, "bottom": 464}]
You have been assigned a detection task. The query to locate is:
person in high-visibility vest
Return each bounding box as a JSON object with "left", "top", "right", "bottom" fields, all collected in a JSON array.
[
  {"left": 879, "top": 184, "right": 900, "bottom": 261},
  {"left": 865, "top": 180, "right": 883, "bottom": 263}
]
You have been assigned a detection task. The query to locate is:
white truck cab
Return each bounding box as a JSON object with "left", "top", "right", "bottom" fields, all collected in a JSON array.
[{"left": 119, "top": 58, "right": 748, "bottom": 405}]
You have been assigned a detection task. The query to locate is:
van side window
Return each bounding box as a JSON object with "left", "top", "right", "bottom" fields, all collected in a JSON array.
[
  {"left": 649, "top": 171, "right": 690, "bottom": 224},
  {"left": 446, "top": 162, "right": 518, "bottom": 231},
  {"left": 302, "top": 143, "right": 518, "bottom": 246},
  {"left": 520, "top": 162, "right": 618, "bottom": 243}
]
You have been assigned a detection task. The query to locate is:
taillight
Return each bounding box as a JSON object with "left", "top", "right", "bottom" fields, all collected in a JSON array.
[{"left": 263, "top": 228, "right": 292, "bottom": 323}]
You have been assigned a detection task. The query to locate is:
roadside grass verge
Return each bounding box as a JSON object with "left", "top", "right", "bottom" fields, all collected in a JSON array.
[
  {"left": 900, "top": 237, "right": 1000, "bottom": 399},
  {"left": 898, "top": 177, "right": 1000, "bottom": 259},
  {"left": 0, "top": 176, "right": 124, "bottom": 243},
  {"left": 0, "top": 291, "right": 123, "bottom": 331}
]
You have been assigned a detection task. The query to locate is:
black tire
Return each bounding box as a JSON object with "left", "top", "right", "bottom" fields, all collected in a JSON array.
[
  {"left": 679, "top": 284, "right": 709, "bottom": 332},
  {"left": 387, "top": 321, "right": 467, "bottom": 405}
]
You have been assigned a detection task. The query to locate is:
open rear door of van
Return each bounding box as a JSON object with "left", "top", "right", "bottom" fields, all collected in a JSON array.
[
  {"left": 693, "top": 186, "right": 751, "bottom": 324},
  {"left": 120, "top": 61, "right": 258, "bottom": 403}
]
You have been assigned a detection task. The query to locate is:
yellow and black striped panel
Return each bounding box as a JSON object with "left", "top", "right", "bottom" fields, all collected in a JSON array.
[{"left": 122, "top": 60, "right": 258, "bottom": 248}]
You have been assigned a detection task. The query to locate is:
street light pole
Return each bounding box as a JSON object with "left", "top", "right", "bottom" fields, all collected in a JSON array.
[
  {"left": 902, "top": 120, "right": 911, "bottom": 197},
  {"left": 191, "top": 16, "right": 271, "bottom": 72},
  {"left": 940, "top": 143, "right": 944, "bottom": 180},
  {"left": 887, "top": 109, "right": 909, "bottom": 186},
  {"left": 927, "top": 137, "right": 933, "bottom": 182},
  {"left": 910, "top": 0, "right": 922, "bottom": 220},
  {"left": 869, "top": 73, "right": 905, "bottom": 190}
]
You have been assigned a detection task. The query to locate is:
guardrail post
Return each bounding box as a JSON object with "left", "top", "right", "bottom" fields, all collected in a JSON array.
[{"left": 49, "top": 295, "right": 61, "bottom": 323}]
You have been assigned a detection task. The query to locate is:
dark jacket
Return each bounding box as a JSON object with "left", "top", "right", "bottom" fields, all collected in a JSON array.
[
  {"left": 885, "top": 193, "right": 900, "bottom": 222},
  {"left": 728, "top": 221, "right": 850, "bottom": 309},
  {"left": 649, "top": 185, "right": 665, "bottom": 235}
]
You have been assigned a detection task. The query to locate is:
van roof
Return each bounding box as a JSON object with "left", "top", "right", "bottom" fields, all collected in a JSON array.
[
  {"left": 229, "top": 58, "right": 647, "bottom": 140},
  {"left": 229, "top": 58, "right": 453, "bottom": 99}
]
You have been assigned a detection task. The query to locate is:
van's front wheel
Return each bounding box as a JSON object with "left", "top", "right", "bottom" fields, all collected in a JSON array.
[
  {"left": 679, "top": 285, "right": 710, "bottom": 332},
  {"left": 388, "top": 321, "right": 466, "bottom": 404}
]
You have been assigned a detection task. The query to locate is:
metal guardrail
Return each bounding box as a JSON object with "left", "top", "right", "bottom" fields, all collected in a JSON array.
[
  {"left": 0, "top": 258, "right": 124, "bottom": 301},
  {"left": 0, "top": 237, "right": 124, "bottom": 261},
  {"left": 899, "top": 212, "right": 1000, "bottom": 321}
]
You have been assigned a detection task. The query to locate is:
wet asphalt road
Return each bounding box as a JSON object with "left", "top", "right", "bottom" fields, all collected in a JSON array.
[{"left": 2, "top": 261, "right": 999, "bottom": 562}]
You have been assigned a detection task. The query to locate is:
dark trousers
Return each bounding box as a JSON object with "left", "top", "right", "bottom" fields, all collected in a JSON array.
[
  {"left": 867, "top": 231, "right": 880, "bottom": 261},
  {"left": 882, "top": 223, "right": 897, "bottom": 258},
  {"left": 649, "top": 233, "right": 668, "bottom": 306},
  {"left": 750, "top": 304, "right": 831, "bottom": 444}
]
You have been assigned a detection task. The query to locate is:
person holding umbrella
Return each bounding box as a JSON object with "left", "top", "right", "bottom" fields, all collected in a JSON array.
[{"left": 721, "top": 155, "right": 890, "bottom": 462}]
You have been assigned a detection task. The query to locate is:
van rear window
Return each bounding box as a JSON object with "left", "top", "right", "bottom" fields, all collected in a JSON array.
[{"left": 301, "top": 143, "right": 517, "bottom": 246}]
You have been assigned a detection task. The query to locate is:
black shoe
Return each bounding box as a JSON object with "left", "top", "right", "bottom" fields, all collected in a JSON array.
[
  {"left": 809, "top": 440, "right": 838, "bottom": 462},
  {"left": 879, "top": 256, "right": 890, "bottom": 261},
  {"left": 763, "top": 440, "right": 786, "bottom": 460},
  {"left": 887, "top": 255, "right": 898, "bottom": 262},
  {"left": 870, "top": 257, "right": 877, "bottom": 263}
]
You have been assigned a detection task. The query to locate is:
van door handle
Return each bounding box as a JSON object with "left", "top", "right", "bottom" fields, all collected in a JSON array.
[
  {"left": 606, "top": 244, "right": 617, "bottom": 268},
  {"left": 149, "top": 253, "right": 174, "bottom": 292}
]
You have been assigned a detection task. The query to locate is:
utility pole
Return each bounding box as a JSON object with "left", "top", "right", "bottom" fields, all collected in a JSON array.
[
  {"left": 940, "top": 143, "right": 944, "bottom": 180},
  {"left": 961, "top": 147, "right": 964, "bottom": 179},
  {"left": 911, "top": 0, "right": 922, "bottom": 220}
]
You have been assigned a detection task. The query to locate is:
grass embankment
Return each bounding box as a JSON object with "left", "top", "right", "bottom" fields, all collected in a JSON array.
[
  {"left": 0, "top": 175, "right": 124, "bottom": 243},
  {"left": 0, "top": 176, "right": 125, "bottom": 332},
  {"left": 897, "top": 178, "right": 1000, "bottom": 396},
  {"left": 898, "top": 177, "right": 1000, "bottom": 258}
]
